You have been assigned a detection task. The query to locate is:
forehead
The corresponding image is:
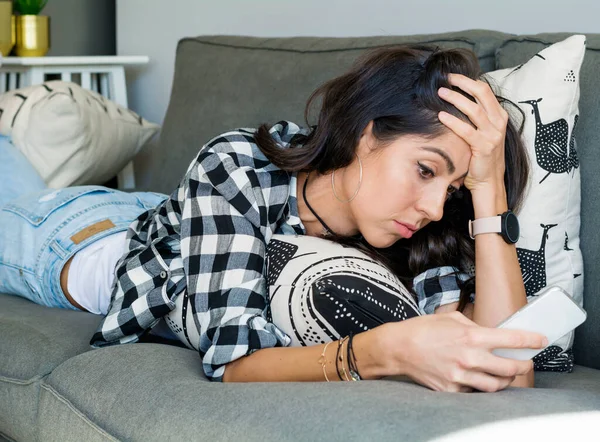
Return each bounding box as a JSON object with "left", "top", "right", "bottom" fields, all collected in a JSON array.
[
  {"left": 375, "top": 131, "right": 471, "bottom": 179},
  {"left": 402, "top": 131, "right": 471, "bottom": 156},
  {"left": 399, "top": 132, "right": 471, "bottom": 169}
]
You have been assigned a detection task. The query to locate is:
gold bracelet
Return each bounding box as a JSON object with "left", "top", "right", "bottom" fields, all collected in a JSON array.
[
  {"left": 319, "top": 341, "right": 333, "bottom": 382},
  {"left": 338, "top": 336, "right": 352, "bottom": 382}
]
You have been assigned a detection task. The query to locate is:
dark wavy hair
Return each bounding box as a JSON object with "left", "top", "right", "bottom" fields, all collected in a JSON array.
[{"left": 253, "top": 45, "right": 529, "bottom": 312}]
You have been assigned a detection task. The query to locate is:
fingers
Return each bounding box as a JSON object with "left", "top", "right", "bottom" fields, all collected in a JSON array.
[
  {"left": 469, "top": 327, "right": 549, "bottom": 351},
  {"left": 402, "top": 313, "right": 540, "bottom": 394},
  {"left": 444, "top": 73, "right": 509, "bottom": 128},
  {"left": 461, "top": 348, "right": 534, "bottom": 378},
  {"left": 437, "top": 88, "right": 507, "bottom": 153},
  {"left": 438, "top": 86, "right": 496, "bottom": 132},
  {"left": 457, "top": 370, "right": 516, "bottom": 393},
  {"left": 447, "top": 313, "right": 548, "bottom": 351},
  {"left": 437, "top": 111, "right": 498, "bottom": 153},
  {"left": 452, "top": 348, "right": 532, "bottom": 393}
]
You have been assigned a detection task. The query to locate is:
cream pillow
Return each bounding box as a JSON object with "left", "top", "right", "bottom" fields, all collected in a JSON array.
[
  {"left": 486, "top": 35, "right": 585, "bottom": 372},
  {"left": 0, "top": 81, "right": 159, "bottom": 187}
]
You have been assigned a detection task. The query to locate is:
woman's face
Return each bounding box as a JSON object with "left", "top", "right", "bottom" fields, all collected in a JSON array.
[{"left": 347, "top": 121, "right": 472, "bottom": 249}]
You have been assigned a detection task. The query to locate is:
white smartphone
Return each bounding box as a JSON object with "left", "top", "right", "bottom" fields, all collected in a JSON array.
[{"left": 492, "top": 285, "right": 587, "bottom": 360}]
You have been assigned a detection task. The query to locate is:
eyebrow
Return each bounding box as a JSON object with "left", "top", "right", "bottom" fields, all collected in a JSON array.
[{"left": 420, "top": 146, "right": 468, "bottom": 179}]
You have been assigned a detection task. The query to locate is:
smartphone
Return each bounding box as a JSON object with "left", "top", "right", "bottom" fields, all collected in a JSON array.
[{"left": 492, "top": 285, "right": 587, "bottom": 360}]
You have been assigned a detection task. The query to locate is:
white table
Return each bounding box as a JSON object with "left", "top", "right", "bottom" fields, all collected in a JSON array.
[{"left": 0, "top": 56, "right": 150, "bottom": 189}]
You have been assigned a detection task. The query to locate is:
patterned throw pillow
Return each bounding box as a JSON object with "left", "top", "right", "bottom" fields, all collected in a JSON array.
[
  {"left": 163, "top": 234, "right": 422, "bottom": 350},
  {"left": 486, "top": 35, "right": 585, "bottom": 372},
  {"left": 264, "top": 235, "right": 422, "bottom": 347},
  {"left": 0, "top": 80, "right": 159, "bottom": 187}
]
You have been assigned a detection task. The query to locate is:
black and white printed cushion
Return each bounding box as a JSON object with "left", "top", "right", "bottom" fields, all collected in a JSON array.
[
  {"left": 0, "top": 80, "right": 159, "bottom": 187},
  {"left": 164, "top": 234, "right": 422, "bottom": 350},
  {"left": 486, "top": 35, "right": 585, "bottom": 372},
  {"left": 264, "top": 234, "right": 422, "bottom": 347}
]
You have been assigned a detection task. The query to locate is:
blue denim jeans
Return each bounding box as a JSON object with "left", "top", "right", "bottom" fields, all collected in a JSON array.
[{"left": 0, "top": 135, "right": 168, "bottom": 310}]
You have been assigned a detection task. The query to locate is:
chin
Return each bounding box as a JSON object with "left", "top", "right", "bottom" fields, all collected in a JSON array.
[{"left": 361, "top": 232, "right": 398, "bottom": 249}]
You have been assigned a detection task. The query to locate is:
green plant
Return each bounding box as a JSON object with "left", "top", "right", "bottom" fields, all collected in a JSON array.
[{"left": 13, "top": 0, "right": 48, "bottom": 15}]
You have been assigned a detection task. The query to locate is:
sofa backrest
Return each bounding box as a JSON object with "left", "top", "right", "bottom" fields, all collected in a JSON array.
[
  {"left": 150, "top": 30, "right": 508, "bottom": 192},
  {"left": 151, "top": 30, "right": 600, "bottom": 369}
]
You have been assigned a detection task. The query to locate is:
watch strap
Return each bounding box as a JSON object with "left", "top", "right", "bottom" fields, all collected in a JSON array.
[{"left": 468, "top": 215, "right": 502, "bottom": 240}]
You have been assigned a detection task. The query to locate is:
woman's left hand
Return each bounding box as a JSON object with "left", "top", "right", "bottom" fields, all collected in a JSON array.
[{"left": 437, "top": 74, "right": 508, "bottom": 196}]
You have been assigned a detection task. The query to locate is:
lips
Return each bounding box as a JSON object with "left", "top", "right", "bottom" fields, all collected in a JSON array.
[
  {"left": 395, "top": 221, "right": 418, "bottom": 232},
  {"left": 394, "top": 221, "right": 418, "bottom": 238}
]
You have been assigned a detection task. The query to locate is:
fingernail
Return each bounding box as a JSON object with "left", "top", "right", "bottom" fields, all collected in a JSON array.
[
  {"left": 438, "top": 87, "right": 449, "bottom": 97},
  {"left": 542, "top": 337, "right": 549, "bottom": 347}
]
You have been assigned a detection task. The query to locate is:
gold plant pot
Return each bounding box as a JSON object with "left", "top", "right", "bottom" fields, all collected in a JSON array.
[
  {"left": 15, "top": 15, "right": 50, "bottom": 57},
  {"left": 0, "top": 1, "right": 14, "bottom": 56},
  {"left": 12, "top": 14, "right": 16, "bottom": 48}
]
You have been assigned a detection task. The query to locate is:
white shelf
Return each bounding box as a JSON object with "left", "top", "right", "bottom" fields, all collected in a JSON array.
[{"left": 0, "top": 56, "right": 149, "bottom": 67}]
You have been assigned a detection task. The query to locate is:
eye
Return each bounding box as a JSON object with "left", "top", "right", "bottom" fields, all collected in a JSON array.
[
  {"left": 445, "top": 185, "right": 458, "bottom": 200},
  {"left": 418, "top": 163, "right": 434, "bottom": 179},
  {"left": 419, "top": 163, "right": 459, "bottom": 199}
]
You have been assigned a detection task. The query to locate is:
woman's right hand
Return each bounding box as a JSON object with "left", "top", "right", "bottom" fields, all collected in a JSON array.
[{"left": 372, "top": 312, "right": 548, "bottom": 393}]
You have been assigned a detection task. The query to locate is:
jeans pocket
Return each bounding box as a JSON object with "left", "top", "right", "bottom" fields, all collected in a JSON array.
[{"left": 2, "top": 186, "right": 115, "bottom": 227}]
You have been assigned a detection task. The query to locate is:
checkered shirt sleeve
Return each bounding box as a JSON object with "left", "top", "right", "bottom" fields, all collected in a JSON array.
[
  {"left": 180, "top": 132, "right": 296, "bottom": 380},
  {"left": 91, "top": 122, "right": 307, "bottom": 381},
  {"left": 413, "top": 266, "right": 475, "bottom": 315}
]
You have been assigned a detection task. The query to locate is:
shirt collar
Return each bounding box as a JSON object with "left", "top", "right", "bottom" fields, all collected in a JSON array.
[{"left": 285, "top": 171, "right": 306, "bottom": 235}]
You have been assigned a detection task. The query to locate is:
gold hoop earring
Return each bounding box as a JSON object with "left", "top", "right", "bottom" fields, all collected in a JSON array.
[{"left": 331, "top": 154, "right": 363, "bottom": 203}]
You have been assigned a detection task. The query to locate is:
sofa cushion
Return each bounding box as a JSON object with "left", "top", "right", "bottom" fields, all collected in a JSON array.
[
  {"left": 495, "top": 34, "right": 600, "bottom": 370},
  {"left": 146, "top": 30, "right": 510, "bottom": 194},
  {"left": 0, "top": 294, "right": 102, "bottom": 442},
  {"left": 0, "top": 295, "right": 102, "bottom": 381},
  {"left": 39, "top": 343, "right": 600, "bottom": 441}
]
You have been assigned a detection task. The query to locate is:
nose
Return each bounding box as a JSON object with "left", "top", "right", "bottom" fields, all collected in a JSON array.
[{"left": 415, "top": 188, "right": 446, "bottom": 223}]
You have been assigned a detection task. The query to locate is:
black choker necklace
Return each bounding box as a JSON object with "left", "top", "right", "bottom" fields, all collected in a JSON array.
[{"left": 302, "top": 172, "right": 338, "bottom": 237}]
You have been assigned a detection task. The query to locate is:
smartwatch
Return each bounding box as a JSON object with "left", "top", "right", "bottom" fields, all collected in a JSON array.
[{"left": 468, "top": 210, "right": 520, "bottom": 244}]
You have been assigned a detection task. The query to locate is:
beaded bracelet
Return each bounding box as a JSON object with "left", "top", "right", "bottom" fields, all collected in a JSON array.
[
  {"left": 335, "top": 338, "right": 344, "bottom": 381},
  {"left": 325, "top": 335, "right": 363, "bottom": 382},
  {"left": 347, "top": 331, "right": 362, "bottom": 381}
]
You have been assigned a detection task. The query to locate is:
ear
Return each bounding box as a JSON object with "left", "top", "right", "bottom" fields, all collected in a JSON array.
[
  {"left": 358, "top": 120, "right": 377, "bottom": 155},
  {"left": 361, "top": 120, "right": 375, "bottom": 139}
]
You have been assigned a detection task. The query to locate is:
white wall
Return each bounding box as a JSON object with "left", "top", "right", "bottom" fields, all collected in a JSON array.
[
  {"left": 45, "top": 0, "right": 115, "bottom": 56},
  {"left": 117, "top": 0, "right": 599, "bottom": 128}
]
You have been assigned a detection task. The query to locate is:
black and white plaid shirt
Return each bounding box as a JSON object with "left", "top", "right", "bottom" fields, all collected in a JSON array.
[
  {"left": 413, "top": 266, "right": 475, "bottom": 315},
  {"left": 90, "top": 120, "right": 472, "bottom": 381}
]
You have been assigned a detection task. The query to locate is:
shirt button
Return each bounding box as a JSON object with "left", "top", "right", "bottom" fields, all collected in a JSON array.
[{"left": 159, "top": 271, "right": 167, "bottom": 279}]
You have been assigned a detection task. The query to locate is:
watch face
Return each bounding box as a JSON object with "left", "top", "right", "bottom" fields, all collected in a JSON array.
[{"left": 504, "top": 212, "right": 520, "bottom": 243}]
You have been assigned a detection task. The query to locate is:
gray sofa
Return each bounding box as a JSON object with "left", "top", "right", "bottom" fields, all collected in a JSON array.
[{"left": 2, "top": 30, "right": 600, "bottom": 442}]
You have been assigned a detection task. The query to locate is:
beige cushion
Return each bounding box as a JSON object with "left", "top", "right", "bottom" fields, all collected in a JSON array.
[{"left": 0, "top": 81, "right": 159, "bottom": 187}]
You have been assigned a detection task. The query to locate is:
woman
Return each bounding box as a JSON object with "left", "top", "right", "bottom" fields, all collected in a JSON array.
[{"left": 0, "top": 45, "right": 548, "bottom": 393}]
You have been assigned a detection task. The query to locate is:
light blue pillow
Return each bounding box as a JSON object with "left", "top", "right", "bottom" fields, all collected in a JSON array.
[{"left": 0, "top": 135, "right": 46, "bottom": 208}]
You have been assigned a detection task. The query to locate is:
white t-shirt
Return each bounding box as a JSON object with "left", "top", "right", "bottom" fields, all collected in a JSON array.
[{"left": 67, "top": 231, "right": 128, "bottom": 315}]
